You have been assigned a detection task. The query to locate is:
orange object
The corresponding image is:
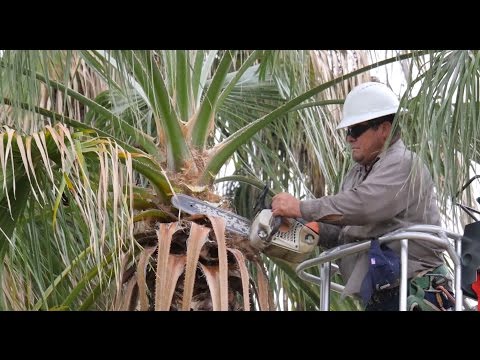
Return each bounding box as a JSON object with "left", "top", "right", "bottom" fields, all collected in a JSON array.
[
  {"left": 305, "top": 222, "right": 320, "bottom": 234},
  {"left": 472, "top": 270, "right": 480, "bottom": 311}
]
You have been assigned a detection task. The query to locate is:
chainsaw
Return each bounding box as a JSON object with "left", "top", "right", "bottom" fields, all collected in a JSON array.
[{"left": 171, "top": 191, "right": 319, "bottom": 263}]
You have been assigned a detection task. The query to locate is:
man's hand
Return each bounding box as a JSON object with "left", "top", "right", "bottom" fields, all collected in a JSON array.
[{"left": 271, "top": 192, "right": 301, "bottom": 218}]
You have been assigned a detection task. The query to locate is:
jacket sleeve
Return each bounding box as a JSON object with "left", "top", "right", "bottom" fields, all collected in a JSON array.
[{"left": 299, "top": 154, "right": 428, "bottom": 226}]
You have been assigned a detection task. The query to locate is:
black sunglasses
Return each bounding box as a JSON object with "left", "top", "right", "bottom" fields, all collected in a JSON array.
[{"left": 346, "top": 119, "right": 385, "bottom": 139}]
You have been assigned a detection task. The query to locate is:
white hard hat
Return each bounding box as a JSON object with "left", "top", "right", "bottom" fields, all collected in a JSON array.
[{"left": 337, "top": 82, "right": 399, "bottom": 130}]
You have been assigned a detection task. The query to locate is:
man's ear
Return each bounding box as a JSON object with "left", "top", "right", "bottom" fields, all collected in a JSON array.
[{"left": 381, "top": 121, "right": 393, "bottom": 139}]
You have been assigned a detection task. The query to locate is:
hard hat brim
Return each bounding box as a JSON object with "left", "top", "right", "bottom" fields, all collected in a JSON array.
[{"left": 336, "top": 107, "right": 398, "bottom": 130}]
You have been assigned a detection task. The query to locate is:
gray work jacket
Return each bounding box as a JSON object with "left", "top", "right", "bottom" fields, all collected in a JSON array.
[{"left": 300, "top": 139, "right": 445, "bottom": 297}]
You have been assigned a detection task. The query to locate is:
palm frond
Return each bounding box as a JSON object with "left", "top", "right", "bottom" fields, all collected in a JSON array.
[
  {"left": 401, "top": 50, "right": 480, "bottom": 226},
  {"left": 0, "top": 124, "right": 135, "bottom": 309}
]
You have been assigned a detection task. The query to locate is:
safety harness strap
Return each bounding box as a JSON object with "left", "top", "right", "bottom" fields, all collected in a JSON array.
[{"left": 407, "top": 264, "right": 454, "bottom": 311}]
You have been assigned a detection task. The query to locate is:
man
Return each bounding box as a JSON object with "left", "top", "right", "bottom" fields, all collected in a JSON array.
[{"left": 271, "top": 82, "right": 453, "bottom": 311}]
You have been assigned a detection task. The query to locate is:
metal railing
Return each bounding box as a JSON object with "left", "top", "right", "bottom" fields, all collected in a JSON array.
[{"left": 296, "top": 225, "right": 463, "bottom": 311}]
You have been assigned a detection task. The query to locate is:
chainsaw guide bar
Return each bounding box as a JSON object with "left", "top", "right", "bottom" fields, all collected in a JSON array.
[{"left": 171, "top": 194, "right": 251, "bottom": 236}]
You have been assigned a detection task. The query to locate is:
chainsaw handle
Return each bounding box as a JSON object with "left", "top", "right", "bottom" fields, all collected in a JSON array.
[
  {"left": 271, "top": 216, "right": 282, "bottom": 235},
  {"left": 265, "top": 215, "right": 282, "bottom": 243}
]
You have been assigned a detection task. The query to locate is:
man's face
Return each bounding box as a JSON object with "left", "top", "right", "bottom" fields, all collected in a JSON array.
[{"left": 346, "top": 120, "right": 390, "bottom": 165}]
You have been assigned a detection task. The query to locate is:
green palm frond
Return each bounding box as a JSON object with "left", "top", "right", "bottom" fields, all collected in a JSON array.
[
  {"left": 401, "top": 50, "right": 480, "bottom": 223},
  {"left": 0, "top": 124, "right": 136, "bottom": 309}
]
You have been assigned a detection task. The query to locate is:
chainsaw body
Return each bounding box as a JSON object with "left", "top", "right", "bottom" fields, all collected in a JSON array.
[
  {"left": 249, "top": 209, "right": 319, "bottom": 263},
  {"left": 171, "top": 194, "right": 319, "bottom": 263}
]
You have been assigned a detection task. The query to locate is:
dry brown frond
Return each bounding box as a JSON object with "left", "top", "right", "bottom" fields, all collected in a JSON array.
[
  {"left": 255, "top": 261, "right": 274, "bottom": 311},
  {"left": 117, "top": 214, "right": 261, "bottom": 311},
  {"left": 181, "top": 222, "right": 210, "bottom": 311}
]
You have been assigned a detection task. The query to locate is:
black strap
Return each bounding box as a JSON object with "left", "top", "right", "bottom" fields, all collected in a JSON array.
[{"left": 362, "top": 157, "right": 380, "bottom": 181}]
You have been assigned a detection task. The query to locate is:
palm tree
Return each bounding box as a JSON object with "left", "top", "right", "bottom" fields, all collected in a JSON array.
[{"left": 1, "top": 50, "right": 477, "bottom": 310}]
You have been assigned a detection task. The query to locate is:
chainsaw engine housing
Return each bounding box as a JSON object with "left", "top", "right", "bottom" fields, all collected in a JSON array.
[{"left": 249, "top": 209, "right": 319, "bottom": 263}]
